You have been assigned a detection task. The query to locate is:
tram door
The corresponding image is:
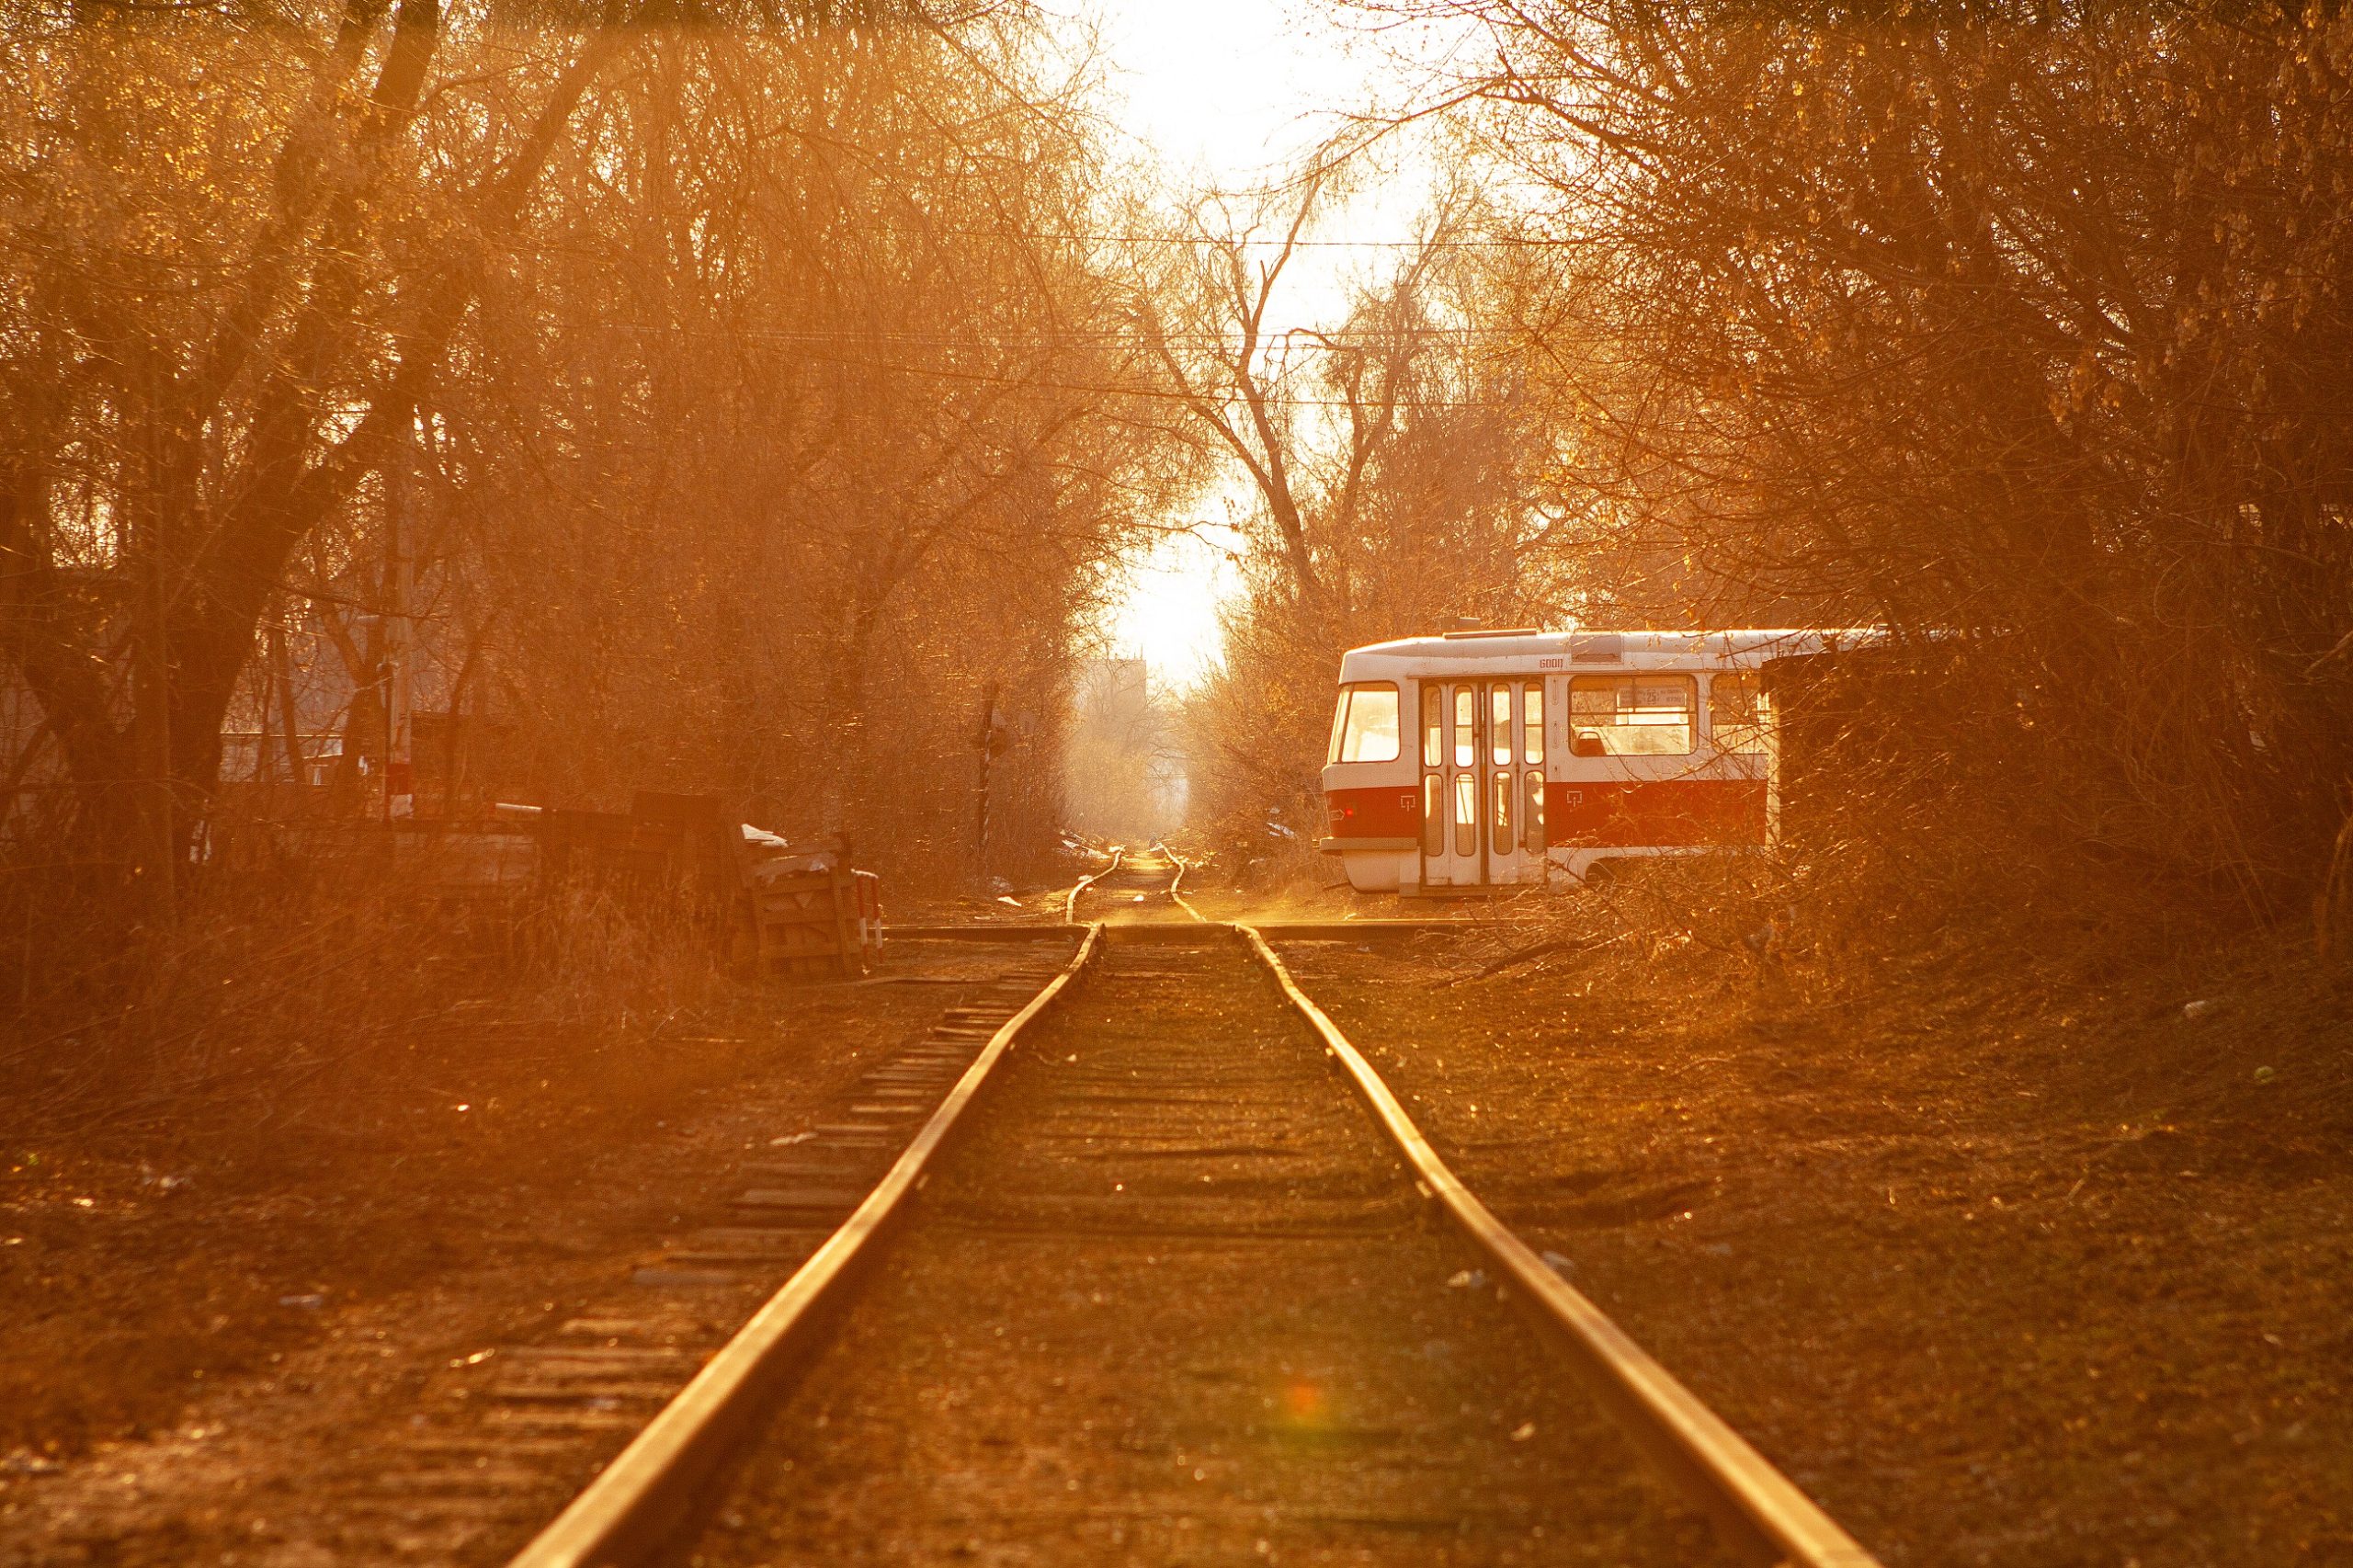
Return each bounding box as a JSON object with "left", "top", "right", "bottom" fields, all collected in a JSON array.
[{"left": 1420, "top": 679, "right": 1547, "bottom": 888}]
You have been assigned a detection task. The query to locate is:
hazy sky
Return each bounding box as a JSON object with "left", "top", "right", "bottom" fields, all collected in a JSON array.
[
  {"left": 1095, "top": 0, "right": 1374, "bottom": 180},
  {"left": 1087, "top": 0, "right": 1427, "bottom": 686}
]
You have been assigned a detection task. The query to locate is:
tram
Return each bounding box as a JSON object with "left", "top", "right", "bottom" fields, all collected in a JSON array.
[{"left": 1319, "top": 628, "right": 1879, "bottom": 893}]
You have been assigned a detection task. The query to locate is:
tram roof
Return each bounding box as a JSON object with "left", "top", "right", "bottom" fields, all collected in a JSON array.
[{"left": 1336, "top": 628, "right": 1885, "bottom": 679}]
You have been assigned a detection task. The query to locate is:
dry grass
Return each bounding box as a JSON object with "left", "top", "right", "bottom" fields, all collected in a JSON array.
[
  {"left": 0, "top": 861, "right": 792, "bottom": 1462},
  {"left": 0, "top": 859, "right": 732, "bottom": 1165},
  {"left": 1521, "top": 847, "right": 2246, "bottom": 1018}
]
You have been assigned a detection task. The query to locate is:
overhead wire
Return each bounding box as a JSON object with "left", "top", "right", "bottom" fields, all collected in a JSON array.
[
  {"left": 570, "top": 320, "right": 1540, "bottom": 409},
  {"left": 920, "top": 231, "right": 1582, "bottom": 249}
]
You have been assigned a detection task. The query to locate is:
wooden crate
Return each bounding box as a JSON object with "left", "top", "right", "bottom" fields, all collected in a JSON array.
[{"left": 750, "top": 865, "right": 867, "bottom": 980}]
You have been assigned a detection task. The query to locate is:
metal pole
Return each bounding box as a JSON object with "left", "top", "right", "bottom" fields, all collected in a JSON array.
[
  {"left": 383, "top": 417, "right": 415, "bottom": 821},
  {"left": 973, "top": 682, "right": 999, "bottom": 883},
  {"left": 133, "top": 350, "right": 176, "bottom": 921}
]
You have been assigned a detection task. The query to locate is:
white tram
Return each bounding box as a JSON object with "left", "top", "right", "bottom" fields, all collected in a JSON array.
[{"left": 1319, "top": 628, "right": 1879, "bottom": 894}]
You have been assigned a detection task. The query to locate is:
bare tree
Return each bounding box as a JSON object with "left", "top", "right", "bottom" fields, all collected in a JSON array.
[
  {"left": 1373, "top": 2, "right": 2353, "bottom": 903},
  {"left": 0, "top": 2, "right": 1190, "bottom": 910},
  {"left": 1138, "top": 170, "right": 1563, "bottom": 847},
  {"left": 0, "top": 0, "right": 633, "bottom": 898}
]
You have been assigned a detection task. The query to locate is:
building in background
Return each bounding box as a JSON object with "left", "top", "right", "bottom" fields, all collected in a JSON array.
[{"left": 1064, "top": 657, "right": 1187, "bottom": 839}]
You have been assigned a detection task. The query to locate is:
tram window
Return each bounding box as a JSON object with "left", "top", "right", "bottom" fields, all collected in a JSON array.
[
  {"left": 1423, "top": 775, "right": 1444, "bottom": 856},
  {"left": 1421, "top": 686, "right": 1442, "bottom": 767},
  {"left": 1567, "top": 674, "right": 1696, "bottom": 756},
  {"left": 1523, "top": 685, "right": 1544, "bottom": 764},
  {"left": 1332, "top": 683, "right": 1400, "bottom": 763},
  {"left": 1453, "top": 687, "right": 1475, "bottom": 767},
  {"left": 1710, "top": 673, "right": 1768, "bottom": 754},
  {"left": 1524, "top": 770, "right": 1545, "bottom": 852},
  {"left": 1490, "top": 687, "right": 1512, "bottom": 767},
  {"left": 1492, "top": 770, "right": 1513, "bottom": 855},
  {"left": 1452, "top": 772, "right": 1476, "bottom": 856}
]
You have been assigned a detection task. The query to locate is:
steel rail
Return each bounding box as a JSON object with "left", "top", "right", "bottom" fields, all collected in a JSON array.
[
  {"left": 1152, "top": 842, "right": 1206, "bottom": 923},
  {"left": 1063, "top": 846, "right": 1125, "bottom": 922},
  {"left": 1237, "top": 926, "right": 1881, "bottom": 1568},
  {"left": 881, "top": 918, "right": 1473, "bottom": 941},
  {"left": 506, "top": 925, "right": 1105, "bottom": 1568}
]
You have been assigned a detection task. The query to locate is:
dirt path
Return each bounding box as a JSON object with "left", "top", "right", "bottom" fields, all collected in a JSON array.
[{"left": 687, "top": 931, "right": 1714, "bottom": 1566}]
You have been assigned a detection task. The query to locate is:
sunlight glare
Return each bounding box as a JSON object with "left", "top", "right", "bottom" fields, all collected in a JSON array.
[{"left": 1089, "top": 1, "right": 1428, "bottom": 682}]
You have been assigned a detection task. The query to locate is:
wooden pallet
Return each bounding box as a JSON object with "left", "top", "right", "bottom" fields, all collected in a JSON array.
[{"left": 748, "top": 859, "right": 881, "bottom": 980}]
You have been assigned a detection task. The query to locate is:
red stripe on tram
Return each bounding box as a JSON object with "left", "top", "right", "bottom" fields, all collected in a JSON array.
[{"left": 1548, "top": 779, "right": 1767, "bottom": 848}]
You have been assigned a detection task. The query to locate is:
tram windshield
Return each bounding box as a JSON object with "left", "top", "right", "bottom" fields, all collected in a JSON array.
[{"left": 1329, "top": 682, "right": 1402, "bottom": 763}]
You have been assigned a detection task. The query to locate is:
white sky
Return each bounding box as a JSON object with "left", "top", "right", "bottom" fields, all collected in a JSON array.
[{"left": 1085, "top": 0, "right": 1435, "bottom": 687}]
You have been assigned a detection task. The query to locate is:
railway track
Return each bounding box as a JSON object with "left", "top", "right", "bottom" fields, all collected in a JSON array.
[
  {"left": 1065, "top": 840, "right": 1200, "bottom": 923},
  {"left": 504, "top": 861, "right": 1877, "bottom": 1568},
  {"left": 233, "top": 941, "right": 1074, "bottom": 1564}
]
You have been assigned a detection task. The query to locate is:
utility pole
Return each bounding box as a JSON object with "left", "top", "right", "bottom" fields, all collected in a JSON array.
[
  {"left": 269, "top": 619, "right": 305, "bottom": 785},
  {"left": 973, "top": 681, "right": 1001, "bottom": 884},
  {"left": 131, "top": 502, "right": 176, "bottom": 919},
  {"left": 131, "top": 350, "right": 176, "bottom": 922},
  {"left": 382, "top": 415, "right": 415, "bottom": 822}
]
